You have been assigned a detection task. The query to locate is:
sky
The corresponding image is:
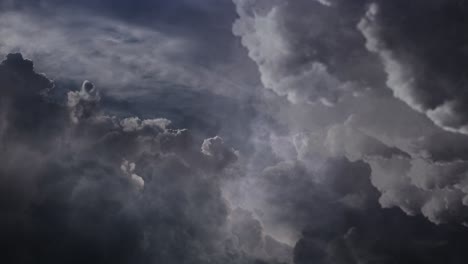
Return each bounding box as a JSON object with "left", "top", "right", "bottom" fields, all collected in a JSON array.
[{"left": 2, "top": 0, "right": 468, "bottom": 263}]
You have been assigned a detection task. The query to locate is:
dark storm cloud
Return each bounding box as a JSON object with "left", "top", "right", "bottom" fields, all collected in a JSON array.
[
  {"left": 248, "top": 159, "right": 377, "bottom": 238},
  {"left": 294, "top": 208, "right": 468, "bottom": 264},
  {"left": 230, "top": 1, "right": 468, "bottom": 262},
  {"left": 6, "top": 0, "right": 468, "bottom": 263},
  {"left": 0, "top": 53, "right": 285, "bottom": 264},
  {"left": 239, "top": 145, "right": 468, "bottom": 264},
  {"left": 232, "top": 0, "right": 468, "bottom": 227},
  {"left": 233, "top": 0, "right": 385, "bottom": 105},
  {"left": 359, "top": 0, "right": 468, "bottom": 134},
  {"left": 234, "top": 0, "right": 468, "bottom": 129}
]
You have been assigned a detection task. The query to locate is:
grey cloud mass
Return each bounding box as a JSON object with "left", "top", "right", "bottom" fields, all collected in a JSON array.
[
  {"left": 232, "top": 0, "right": 468, "bottom": 227},
  {"left": 0, "top": 53, "right": 288, "bottom": 264},
  {"left": 358, "top": 1, "right": 468, "bottom": 134},
  {"left": 4, "top": 0, "right": 468, "bottom": 263},
  {"left": 233, "top": 0, "right": 383, "bottom": 105}
]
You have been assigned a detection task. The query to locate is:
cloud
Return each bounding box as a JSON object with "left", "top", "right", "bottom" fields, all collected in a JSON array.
[
  {"left": 0, "top": 53, "right": 278, "bottom": 264},
  {"left": 202, "top": 136, "right": 239, "bottom": 170},
  {"left": 121, "top": 160, "right": 145, "bottom": 191},
  {"left": 68, "top": 81, "right": 101, "bottom": 123},
  {"left": 294, "top": 209, "right": 468, "bottom": 264},
  {"left": 288, "top": 109, "right": 468, "bottom": 225},
  {"left": 358, "top": 1, "right": 468, "bottom": 134},
  {"left": 232, "top": 128, "right": 468, "bottom": 263},
  {"left": 232, "top": 0, "right": 383, "bottom": 105},
  {"left": 6, "top": 0, "right": 468, "bottom": 263},
  {"left": 0, "top": 9, "right": 255, "bottom": 99},
  {"left": 239, "top": 123, "right": 468, "bottom": 263},
  {"left": 231, "top": 0, "right": 468, "bottom": 230}
]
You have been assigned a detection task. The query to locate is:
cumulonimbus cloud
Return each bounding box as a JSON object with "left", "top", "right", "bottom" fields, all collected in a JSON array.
[
  {"left": 6, "top": 0, "right": 468, "bottom": 263},
  {"left": 358, "top": 1, "right": 468, "bottom": 135},
  {"left": 232, "top": 0, "right": 382, "bottom": 105},
  {"left": 232, "top": 0, "right": 468, "bottom": 230},
  {"left": 0, "top": 53, "right": 290, "bottom": 264}
]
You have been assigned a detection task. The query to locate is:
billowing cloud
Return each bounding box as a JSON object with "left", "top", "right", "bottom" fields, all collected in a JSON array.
[
  {"left": 6, "top": 0, "right": 468, "bottom": 263},
  {"left": 232, "top": 0, "right": 468, "bottom": 229},
  {"left": 358, "top": 1, "right": 468, "bottom": 134},
  {"left": 232, "top": 0, "right": 383, "bottom": 105},
  {"left": 0, "top": 53, "right": 285, "bottom": 263}
]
